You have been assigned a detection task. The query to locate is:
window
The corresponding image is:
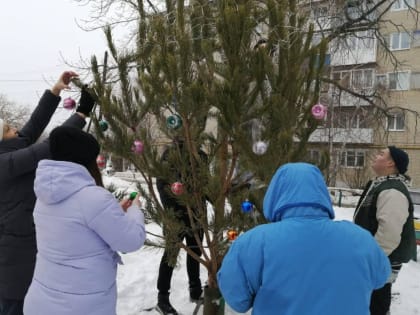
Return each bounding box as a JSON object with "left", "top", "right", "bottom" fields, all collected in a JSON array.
[
  {"left": 413, "top": 30, "right": 420, "bottom": 47},
  {"left": 337, "top": 113, "right": 366, "bottom": 129},
  {"left": 333, "top": 69, "right": 374, "bottom": 90},
  {"left": 390, "top": 32, "right": 411, "bottom": 50},
  {"left": 352, "top": 69, "right": 374, "bottom": 89},
  {"left": 340, "top": 150, "right": 365, "bottom": 168},
  {"left": 376, "top": 74, "right": 387, "bottom": 88},
  {"left": 387, "top": 113, "right": 405, "bottom": 131},
  {"left": 389, "top": 71, "right": 410, "bottom": 90},
  {"left": 391, "top": 0, "right": 415, "bottom": 10},
  {"left": 309, "top": 150, "right": 321, "bottom": 163},
  {"left": 411, "top": 72, "right": 420, "bottom": 89}
]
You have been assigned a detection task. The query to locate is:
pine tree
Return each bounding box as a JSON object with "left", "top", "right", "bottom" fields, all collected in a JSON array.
[{"left": 85, "top": 0, "right": 329, "bottom": 313}]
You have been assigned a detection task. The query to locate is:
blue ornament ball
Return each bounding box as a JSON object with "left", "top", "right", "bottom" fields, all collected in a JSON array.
[{"left": 241, "top": 200, "right": 253, "bottom": 213}]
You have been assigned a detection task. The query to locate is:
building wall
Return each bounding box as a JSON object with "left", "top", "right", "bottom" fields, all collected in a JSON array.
[{"left": 313, "top": 1, "right": 420, "bottom": 188}]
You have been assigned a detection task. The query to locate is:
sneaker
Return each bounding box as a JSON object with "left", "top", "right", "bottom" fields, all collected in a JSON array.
[{"left": 157, "top": 293, "right": 178, "bottom": 315}]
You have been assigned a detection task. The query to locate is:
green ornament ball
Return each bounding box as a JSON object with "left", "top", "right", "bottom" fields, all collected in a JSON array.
[
  {"left": 166, "top": 114, "right": 182, "bottom": 130},
  {"left": 99, "top": 120, "right": 108, "bottom": 132},
  {"left": 129, "top": 192, "right": 138, "bottom": 200}
]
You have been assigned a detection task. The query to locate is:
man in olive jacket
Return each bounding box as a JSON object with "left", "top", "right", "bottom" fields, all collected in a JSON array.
[
  {"left": 354, "top": 146, "right": 417, "bottom": 315},
  {"left": 0, "top": 71, "right": 95, "bottom": 315}
]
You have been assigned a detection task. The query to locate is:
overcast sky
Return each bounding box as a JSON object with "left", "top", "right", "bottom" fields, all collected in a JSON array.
[{"left": 0, "top": 1, "right": 114, "bottom": 108}]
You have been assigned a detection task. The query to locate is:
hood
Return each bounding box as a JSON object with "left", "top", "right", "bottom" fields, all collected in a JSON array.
[
  {"left": 34, "top": 159, "right": 96, "bottom": 204},
  {"left": 263, "top": 162, "right": 334, "bottom": 222}
]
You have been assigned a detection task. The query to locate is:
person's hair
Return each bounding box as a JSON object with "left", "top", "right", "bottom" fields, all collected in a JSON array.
[{"left": 86, "top": 160, "right": 104, "bottom": 187}]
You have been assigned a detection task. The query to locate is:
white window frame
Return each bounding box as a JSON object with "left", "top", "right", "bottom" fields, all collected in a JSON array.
[
  {"left": 333, "top": 68, "right": 374, "bottom": 90},
  {"left": 387, "top": 113, "right": 405, "bottom": 131},
  {"left": 388, "top": 71, "right": 410, "bottom": 90},
  {"left": 376, "top": 74, "right": 387, "bottom": 88},
  {"left": 389, "top": 32, "right": 411, "bottom": 51},
  {"left": 309, "top": 150, "right": 321, "bottom": 163},
  {"left": 391, "top": 0, "right": 415, "bottom": 11},
  {"left": 340, "top": 150, "right": 365, "bottom": 168}
]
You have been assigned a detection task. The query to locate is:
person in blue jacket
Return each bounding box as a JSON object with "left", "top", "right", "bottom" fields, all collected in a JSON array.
[
  {"left": 23, "top": 126, "right": 146, "bottom": 315},
  {"left": 217, "top": 162, "right": 391, "bottom": 315}
]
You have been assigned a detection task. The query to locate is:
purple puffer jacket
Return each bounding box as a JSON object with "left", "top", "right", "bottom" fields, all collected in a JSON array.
[{"left": 23, "top": 160, "right": 146, "bottom": 315}]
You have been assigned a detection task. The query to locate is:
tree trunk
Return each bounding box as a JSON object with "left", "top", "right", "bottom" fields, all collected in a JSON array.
[{"left": 203, "top": 285, "right": 225, "bottom": 315}]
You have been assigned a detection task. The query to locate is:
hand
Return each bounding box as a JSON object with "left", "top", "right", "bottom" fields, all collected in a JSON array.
[
  {"left": 120, "top": 198, "right": 133, "bottom": 213},
  {"left": 76, "top": 86, "right": 96, "bottom": 116},
  {"left": 131, "top": 194, "right": 141, "bottom": 208},
  {"left": 51, "top": 71, "right": 78, "bottom": 96}
]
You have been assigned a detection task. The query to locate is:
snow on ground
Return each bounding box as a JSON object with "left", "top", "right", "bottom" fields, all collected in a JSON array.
[{"left": 106, "top": 174, "right": 420, "bottom": 315}]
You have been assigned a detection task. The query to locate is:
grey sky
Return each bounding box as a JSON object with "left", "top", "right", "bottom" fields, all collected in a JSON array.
[{"left": 0, "top": 1, "right": 109, "bottom": 108}]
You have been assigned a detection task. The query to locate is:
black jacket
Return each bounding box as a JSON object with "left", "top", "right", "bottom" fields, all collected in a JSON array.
[
  {"left": 0, "top": 90, "right": 86, "bottom": 299},
  {"left": 156, "top": 142, "right": 207, "bottom": 223}
]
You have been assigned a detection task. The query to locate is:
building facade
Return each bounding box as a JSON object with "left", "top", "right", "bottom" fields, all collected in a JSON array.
[{"left": 308, "top": 0, "right": 420, "bottom": 188}]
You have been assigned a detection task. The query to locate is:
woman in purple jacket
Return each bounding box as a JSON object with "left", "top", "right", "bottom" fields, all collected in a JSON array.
[{"left": 23, "top": 126, "right": 146, "bottom": 315}]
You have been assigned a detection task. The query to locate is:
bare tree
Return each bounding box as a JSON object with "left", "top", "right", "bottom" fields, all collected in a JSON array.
[{"left": 0, "top": 94, "right": 30, "bottom": 129}]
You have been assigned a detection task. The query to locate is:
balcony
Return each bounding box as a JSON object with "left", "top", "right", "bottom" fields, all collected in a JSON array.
[
  {"left": 309, "top": 128, "right": 373, "bottom": 144},
  {"left": 330, "top": 90, "right": 373, "bottom": 107}
]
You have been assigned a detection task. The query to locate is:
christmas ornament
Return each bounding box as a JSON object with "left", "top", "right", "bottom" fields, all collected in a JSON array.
[
  {"left": 227, "top": 230, "right": 238, "bottom": 241},
  {"left": 166, "top": 114, "right": 182, "bottom": 130},
  {"left": 252, "top": 141, "right": 268, "bottom": 155},
  {"left": 311, "top": 103, "right": 327, "bottom": 120},
  {"left": 171, "top": 182, "right": 184, "bottom": 195},
  {"left": 241, "top": 200, "right": 254, "bottom": 213},
  {"left": 63, "top": 97, "right": 76, "bottom": 110},
  {"left": 131, "top": 140, "right": 144, "bottom": 154},
  {"left": 129, "top": 192, "right": 138, "bottom": 200},
  {"left": 99, "top": 120, "right": 108, "bottom": 132},
  {"left": 96, "top": 154, "right": 106, "bottom": 169}
]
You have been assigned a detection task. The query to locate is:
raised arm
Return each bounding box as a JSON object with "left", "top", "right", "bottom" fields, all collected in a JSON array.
[{"left": 19, "top": 71, "right": 79, "bottom": 143}]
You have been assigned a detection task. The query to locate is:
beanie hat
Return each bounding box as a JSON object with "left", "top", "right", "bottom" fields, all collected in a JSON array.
[
  {"left": 50, "top": 126, "right": 100, "bottom": 168},
  {"left": 0, "top": 118, "right": 3, "bottom": 141},
  {"left": 388, "top": 145, "right": 409, "bottom": 174}
]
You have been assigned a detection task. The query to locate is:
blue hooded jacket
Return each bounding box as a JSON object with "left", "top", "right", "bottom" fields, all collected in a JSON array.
[{"left": 217, "top": 163, "right": 390, "bottom": 315}]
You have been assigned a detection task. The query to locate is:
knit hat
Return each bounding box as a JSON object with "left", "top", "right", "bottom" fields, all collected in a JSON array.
[
  {"left": 50, "top": 126, "right": 100, "bottom": 168},
  {"left": 388, "top": 145, "right": 409, "bottom": 174},
  {"left": 0, "top": 118, "right": 3, "bottom": 141}
]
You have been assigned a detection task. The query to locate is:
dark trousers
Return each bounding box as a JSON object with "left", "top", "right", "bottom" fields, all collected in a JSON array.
[
  {"left": 157, "top": 228, "right": 203, "bottom": 295},
  {"left": 370, "top": 283, "right": 391, "bottom": 315},
  {"left": 0, "top": 298, "right": 23, "bottom": 315}
]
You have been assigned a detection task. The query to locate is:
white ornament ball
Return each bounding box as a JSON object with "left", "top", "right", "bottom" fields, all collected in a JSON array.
[{"left": 252, "top": 141, "right": 268, "bottom": 155}]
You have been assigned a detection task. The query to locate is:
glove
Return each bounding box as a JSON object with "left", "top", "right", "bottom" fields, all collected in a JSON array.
[{"left": 76, "top": 86, "right": 95, "bottom": 116}]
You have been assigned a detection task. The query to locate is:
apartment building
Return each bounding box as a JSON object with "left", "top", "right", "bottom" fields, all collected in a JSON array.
[{"left": 308, "top": 0, "right": 420, "bottom": 188}]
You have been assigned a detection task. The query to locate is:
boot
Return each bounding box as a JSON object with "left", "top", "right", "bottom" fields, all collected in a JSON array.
[
  {"left": 189, "top": 283, "right": 203, "bottom": 302},
  {"left": 157, "top": 292, "right": 178, "bottom": 315}
]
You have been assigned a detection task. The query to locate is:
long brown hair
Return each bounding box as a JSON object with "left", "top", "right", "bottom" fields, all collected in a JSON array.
[{"left": 86, "top": 160, "right": 104, "bottom": 187}]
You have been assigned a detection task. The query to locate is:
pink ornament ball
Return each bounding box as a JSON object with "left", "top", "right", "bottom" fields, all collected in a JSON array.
[
  {"left": 131, "top": 140, "right": 144, "bottom": 154},
  {"left": 96, "top": 155, "right": 106, "bottom": 169},
  {"left": 311, "top": 103, "right": 327, "bottom": 120},
  {"left": 63, "top": 97, "right": 76, "bottom": 110},
  {"left": 171, "top": 182, "right": 184, "bottom": 196}
]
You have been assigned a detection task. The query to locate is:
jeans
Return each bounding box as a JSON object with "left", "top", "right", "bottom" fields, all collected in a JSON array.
[{"left": 0, "top": 298, "right": 23, "bottom": 315}]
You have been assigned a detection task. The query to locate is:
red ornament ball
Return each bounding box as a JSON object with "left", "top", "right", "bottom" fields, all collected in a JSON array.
[
  {"left": 227, "top": 230, "right": 238, "bottom": 241},
  {"left": 96, "top": 154, "right": 106, "bottom": 169},
  {"left": 170, "top": 182, "right": 184, "bottom": 195}
]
